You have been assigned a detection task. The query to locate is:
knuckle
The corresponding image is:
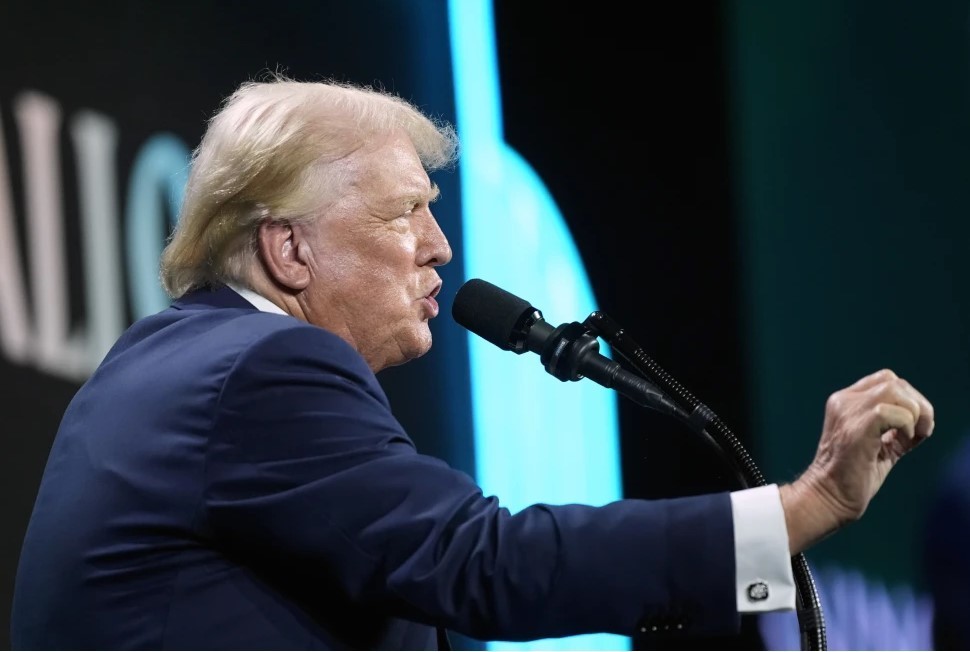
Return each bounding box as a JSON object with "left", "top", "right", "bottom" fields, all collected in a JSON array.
[
  {"left": 826, "top": 392, "right": 842, "bottom": 413},
  {"left": 877, "top": 368, "right": 897, "bottom": 382},
  {"left": 872, "top": 379, "right": 901, "bottom": 402}
]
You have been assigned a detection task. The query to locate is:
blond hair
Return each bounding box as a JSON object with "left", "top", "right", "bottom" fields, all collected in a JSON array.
[{"left": 160, "top": 75, "right": 459, "bottom": 298}]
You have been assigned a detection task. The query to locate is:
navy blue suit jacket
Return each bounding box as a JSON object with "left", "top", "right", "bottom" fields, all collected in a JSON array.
[{"left": 12, "top": 286, "right": 740, "bottom": 649}]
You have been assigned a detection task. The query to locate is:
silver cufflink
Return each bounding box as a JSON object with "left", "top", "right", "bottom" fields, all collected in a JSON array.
[{"left": 747, "top": 580, "right": 769, "bottom": 601}]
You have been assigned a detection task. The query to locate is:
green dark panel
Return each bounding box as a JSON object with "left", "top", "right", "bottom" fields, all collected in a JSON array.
[{"left": 727, "top": 0, "right": 970, "bottom": 590}]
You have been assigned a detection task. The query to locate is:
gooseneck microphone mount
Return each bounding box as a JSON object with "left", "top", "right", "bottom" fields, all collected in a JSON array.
[
  {"left": 452, "top": 279, "right": 826, "bottom": 652},
  {"left": 520, "top": 311, "right": 755, "bottom": 487},
  {"left": 507, "top": 303, "right": 687, "bottom": 420}
]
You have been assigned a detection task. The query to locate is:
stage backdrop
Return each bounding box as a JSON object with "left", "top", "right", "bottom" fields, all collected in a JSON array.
[{"left": 5, "top": 1, "right": 970, "bottom": 651}]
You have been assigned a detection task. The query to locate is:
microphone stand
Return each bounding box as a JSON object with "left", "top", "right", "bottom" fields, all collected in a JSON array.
[{"left": 550, "top": 310, "right": 827, "bottom": 651}]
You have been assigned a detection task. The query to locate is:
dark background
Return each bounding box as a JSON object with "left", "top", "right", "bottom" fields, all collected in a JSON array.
[
  {"left": 490, "top": 5, "right": 758, "bottom": 648},
  {"left": 3, "top": 1, "right": 968, "bottom": 650},
  {"left": 493, "top": 2, "right": 749, "bottom": 498}
]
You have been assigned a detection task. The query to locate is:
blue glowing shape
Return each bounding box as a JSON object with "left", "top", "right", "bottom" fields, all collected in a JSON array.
[
  {"left": 125, "top": 133, "right": 190, "bottom": 320},
  {"left": 448, "top": 1, "right": 626, "bottom": 649}
]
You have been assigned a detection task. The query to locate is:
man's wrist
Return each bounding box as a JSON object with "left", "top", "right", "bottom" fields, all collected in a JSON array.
[{"left": 778, "top": 472, "right": 846, "bottom": 555}]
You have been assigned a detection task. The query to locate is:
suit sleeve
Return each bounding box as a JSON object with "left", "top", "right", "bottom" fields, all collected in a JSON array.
[{"left": 204, "top": 324, "right": 741, "bottom": 641}]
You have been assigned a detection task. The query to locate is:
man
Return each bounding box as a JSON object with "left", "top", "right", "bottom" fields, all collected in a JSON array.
[{"left": 11, "top": 76, "right": 935, "bottom": 650}]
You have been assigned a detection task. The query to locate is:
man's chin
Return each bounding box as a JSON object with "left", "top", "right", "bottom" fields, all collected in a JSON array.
[
  {"left": 384, "top": 332, "right": 433, "bottom": 369},
  {"left": 408, "top": 334, "right": 433, "bottom": 361}
]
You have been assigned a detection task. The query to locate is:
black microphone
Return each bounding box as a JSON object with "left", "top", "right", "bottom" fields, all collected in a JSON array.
[{"left": 452, "top": 278, "right": 685, "bottom": 417}]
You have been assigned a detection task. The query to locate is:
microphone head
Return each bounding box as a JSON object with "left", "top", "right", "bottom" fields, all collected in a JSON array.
[{"left": 452, "top": 278, "right": 539, "bottom": 352}]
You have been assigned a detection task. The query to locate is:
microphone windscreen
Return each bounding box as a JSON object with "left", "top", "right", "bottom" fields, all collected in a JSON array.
[{"left": 452, "top": 279, "right": 535, "bottom": 351}]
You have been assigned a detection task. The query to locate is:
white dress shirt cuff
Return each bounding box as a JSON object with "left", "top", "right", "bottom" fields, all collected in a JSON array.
[{"left": 730, "top": 483, "right": 796, "bottom": 613}]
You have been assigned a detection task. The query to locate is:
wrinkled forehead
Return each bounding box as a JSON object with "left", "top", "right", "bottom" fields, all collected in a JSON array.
[{"left": 340, "top": 129, "right": 432, "bottom": 196}]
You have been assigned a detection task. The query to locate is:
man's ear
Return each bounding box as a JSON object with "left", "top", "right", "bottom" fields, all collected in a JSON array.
[{"left": 256, "top": 221, "right": 310, "bottom": 291}]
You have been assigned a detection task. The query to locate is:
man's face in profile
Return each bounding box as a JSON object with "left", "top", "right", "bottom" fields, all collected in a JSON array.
[{"left": 294, "top": 128, "right": 452, "bottom": 371}]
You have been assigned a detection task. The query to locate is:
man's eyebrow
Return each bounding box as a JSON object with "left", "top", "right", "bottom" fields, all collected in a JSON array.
[{"left": 392, "top": 182, "right": 441, "bottom": 210}]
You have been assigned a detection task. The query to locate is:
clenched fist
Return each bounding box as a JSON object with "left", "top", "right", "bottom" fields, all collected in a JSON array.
[{"left": 779, "top": 368, "right": 935, "bottom": 554}]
